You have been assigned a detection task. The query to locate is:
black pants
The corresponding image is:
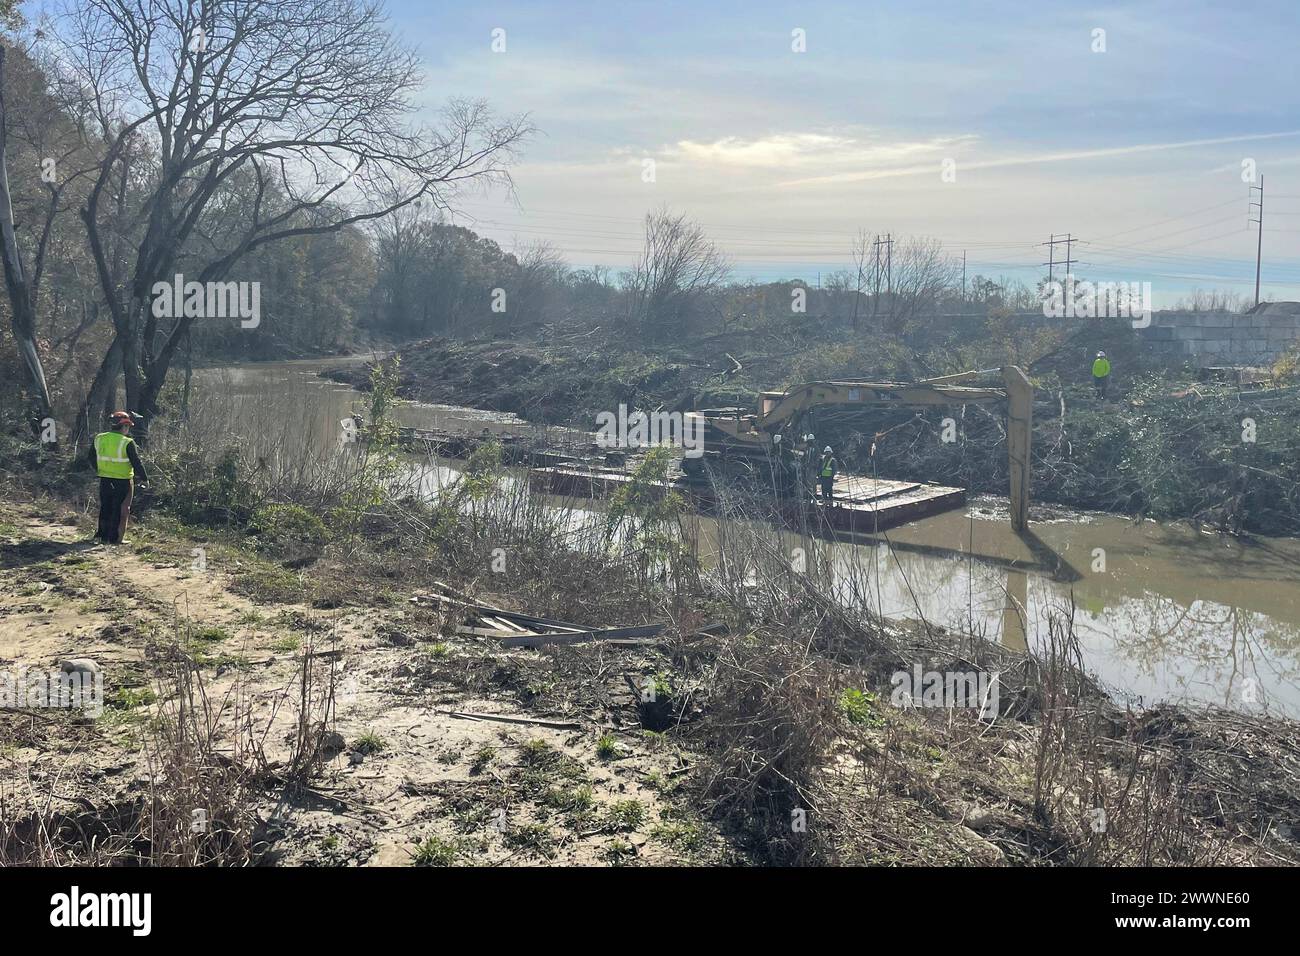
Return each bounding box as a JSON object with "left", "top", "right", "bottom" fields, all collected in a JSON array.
[
  {"left": 1094, "top": 375, "right": 1108, "bottom": 399},
  {"left": 819, "top": 477, "right": 834, "bottom": 501},
  {"left": 97, "top": 477, "right": 133, "bottom": 542}
]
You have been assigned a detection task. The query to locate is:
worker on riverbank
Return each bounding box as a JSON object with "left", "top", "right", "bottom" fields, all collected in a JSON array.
[
  {"left": 818, "top": 445, "right": 838, "bottom": 504},
  {"left": 86, "top": 411, "right": 148, "bottom": 544},
  {"left": 1092, "top": 350, "right": 1111, "bottom": 399}
]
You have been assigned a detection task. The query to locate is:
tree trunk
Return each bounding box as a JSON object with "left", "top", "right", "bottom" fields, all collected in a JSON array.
[
  {"left": 76, "top": 334, "right": 122, "bottom": 444},
  {"left": 0, "top": 45, "right": 53, "bottom": 427}
]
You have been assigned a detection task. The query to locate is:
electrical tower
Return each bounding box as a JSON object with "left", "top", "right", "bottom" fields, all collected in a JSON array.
[{"left": 1041, "top": 233, "right": 1079, "bottom": 285}]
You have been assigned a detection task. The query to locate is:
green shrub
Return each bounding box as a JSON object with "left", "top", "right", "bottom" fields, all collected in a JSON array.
[
  {"left": 154, "top": 446, "right": 256, "bottom": 527},
  {"left": 250, "top": 503, "right": 329, "bottom": 557}
]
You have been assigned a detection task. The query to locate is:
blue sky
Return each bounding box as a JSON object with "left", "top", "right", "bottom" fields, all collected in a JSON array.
[
  {"left": 382, "top": 0, "right": 1300, "bottom": 305},
  {"left": 27, "top": 0, "right": 1300, "bottom": 305}
]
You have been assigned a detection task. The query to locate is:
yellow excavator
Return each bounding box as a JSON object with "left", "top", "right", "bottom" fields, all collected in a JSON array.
[{"left": 682, "top": 366, "right": 1033, "bottom": 531}]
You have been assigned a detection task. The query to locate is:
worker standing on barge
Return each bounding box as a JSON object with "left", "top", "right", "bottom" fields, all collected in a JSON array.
[{"left": 818, "top": 445, "right": 838, "bottom": 504}]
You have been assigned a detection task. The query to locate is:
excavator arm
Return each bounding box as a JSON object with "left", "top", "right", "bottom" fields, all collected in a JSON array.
[
  {"left": 756, "top": 380, "right": 1009, "bottom": 435},
  {"left": 689, "top": 366, "right": 1033, "bottom": 531}
]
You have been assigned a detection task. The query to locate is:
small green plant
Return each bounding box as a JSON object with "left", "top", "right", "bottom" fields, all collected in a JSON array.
[
  {"left": 596, "top": 733, "right": 620, "bottom": 760},
  {"left": 451, "top": 801, "right": 494, "bottom": 833},
  {"left": 603, "top": 447, "right": 689, "bottom": 582},
  {"left": 650, "top": 820, "right": 704, "bottom": 853},
  {"left": 470, "top": 745, "right": 496, "bottom": 774},
  {"left": 543, "top": 783, "right": 594, "bottom": 814},
  {"left": 521, "top": 738, "right": 553, "bottom": 765},
  {"left": 604, "top": 799, "right": 646, "bottom": 832},
  {"left": 207, "top": 653, "right": 252, "bottom": 671},
  {"left": 411, "top": 835, "right": 460, "bottom": 866},
  {"left": 839, "top": 688, "right": 882, "bottom": 727},
  {"left": 506, "top": 823, "right": 555, "bottom": 858},
  {"left": 353, "top": 731, "right": 387, "bottom": 756},
  {"left": 106, "top": 686, "right": 157, "bottom": 711},
  {"left": 603, "top": 839, "right": 636, "bottom": 865},
  {"left": 337, "top": 357, "right": 404, "bottom": 539}
]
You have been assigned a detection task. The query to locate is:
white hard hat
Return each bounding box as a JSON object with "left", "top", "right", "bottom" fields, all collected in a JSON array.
[
  {"left": 823, "top": 446, "right": 833, "bottom": 453},
  {"left": 772, "top": 434, "right": 782, "bottom": 444},
  {"left": 1097, "top": 350, "right": 1106, "bottom": 357}
]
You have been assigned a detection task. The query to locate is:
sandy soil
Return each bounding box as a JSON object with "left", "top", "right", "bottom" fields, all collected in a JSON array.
[{"left": 0, "top": 496, "right": 709, "bottom": 866}]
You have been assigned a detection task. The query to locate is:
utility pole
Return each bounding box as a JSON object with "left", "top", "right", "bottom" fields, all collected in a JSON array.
[
  {"left": 1250, "top": 175, "right": 1264, "bottom": 308},
  {"left": 870, "top": 234, "right": 886, "bottom": 326},
  {"left": 881, "top": 232, "right": 894, "bottom": 326},
  {"left": 1041, "top": 234, "right": 1078, "bottom": 286},
  {"left": 961, "top": 250, "right": 967, "bottom": 302}
]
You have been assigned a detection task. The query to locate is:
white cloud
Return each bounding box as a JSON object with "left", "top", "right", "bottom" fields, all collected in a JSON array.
[{"left": 661, "top": 132, "right": 974, "bottom": 170}]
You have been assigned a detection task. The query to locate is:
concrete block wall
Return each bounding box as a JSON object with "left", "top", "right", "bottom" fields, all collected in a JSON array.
[{"left": 1137, "top": 304, "right": 1300, "bottom": 366}]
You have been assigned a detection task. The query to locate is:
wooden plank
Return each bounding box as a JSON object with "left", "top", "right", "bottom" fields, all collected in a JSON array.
[
  {"left": 501, "top": 623, "right": 666, "bottom": 649},
  {"left": 486, "top": 610, "right": 586, "bottom": 632},
  {"left": 482, "top": 615, "right": 536, "bottom": 634},
  {"left": 455, "top": 625, "right": 537, "bottom": 638},
  {"left": 435, "top": 710, "right": 582, "bottom": 730},
  {"left": 835, "top": 477, "right": 923, "bottom": 504},
  {"left": 418, "top": 588, "right": 587, "bottom": 632}
]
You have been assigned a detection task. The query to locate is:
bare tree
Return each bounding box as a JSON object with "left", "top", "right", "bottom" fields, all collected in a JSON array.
[
  {"left": 43, "top": 0, "right": 529, "bottom": 439},
  {"left": 508, "top": 239, "right": 567, "bottom": 328},
  {"left": 848, "top": 227, "right": 873, "bottom": 332},
  {"left": 625, "top": 206, "right": 729, "bottom": 340},
  {"left": 1173, "top": 288, "right": 1248, "bottom": 313},
  {"left": 2, "top": 38, "right": 115, "bottom": 433},
  {"left": 885, "top": 237, "right": 959, "bottom": 332}
]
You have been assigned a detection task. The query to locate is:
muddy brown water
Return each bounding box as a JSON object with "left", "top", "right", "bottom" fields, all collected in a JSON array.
[{"left": 194, "top": 358, "right": 1300, "bottom": 717}]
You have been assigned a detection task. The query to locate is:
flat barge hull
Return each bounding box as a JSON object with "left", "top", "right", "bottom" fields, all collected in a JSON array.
[{"left": 529, "top": 467, "right": 965, "bottom": 532}]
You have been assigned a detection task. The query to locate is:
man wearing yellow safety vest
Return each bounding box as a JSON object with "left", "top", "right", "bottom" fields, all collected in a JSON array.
[
  {"left": 85, "top": 411, "right": 149, "bottom": 544},
  {"left": 1092, "top": 350, "right": 1111, "bottom": 399},
  {"left": 818, "top": 445, "right": 838, "bottom": 503}
]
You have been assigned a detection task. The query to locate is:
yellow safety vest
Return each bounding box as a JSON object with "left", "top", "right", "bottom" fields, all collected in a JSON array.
[
  {"left": 820, "top": 457, "right": 835, "bottom": 478},
  {"left": 94, "top": 432, "right": 134, "bottom": 479},
  {"left": 1092, "top": 357, "right": 1111, "bottom": 378}
]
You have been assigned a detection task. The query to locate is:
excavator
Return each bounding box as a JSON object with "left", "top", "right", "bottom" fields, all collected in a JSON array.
[{"left": 681, "top": 366, "right": 1034, "bottom": 531}]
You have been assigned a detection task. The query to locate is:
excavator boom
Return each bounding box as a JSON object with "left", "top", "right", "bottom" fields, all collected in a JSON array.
[{"left": 686, "top": 366, "right": 1033, "bottom": 531}]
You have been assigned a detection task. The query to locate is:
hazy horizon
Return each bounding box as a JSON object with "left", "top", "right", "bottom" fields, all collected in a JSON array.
[{"left": 384, "top": 0, "right": 1300, "bottom": 308}]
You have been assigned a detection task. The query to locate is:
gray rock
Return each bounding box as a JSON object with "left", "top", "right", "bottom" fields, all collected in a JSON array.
[{"left": 60, "top": 658, "right": 101, "bottom": 676}]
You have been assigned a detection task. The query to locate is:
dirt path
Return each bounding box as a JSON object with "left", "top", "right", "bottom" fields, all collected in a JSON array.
[{"left": 0, "top": 498, "right": 701, "bottom": 866}]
